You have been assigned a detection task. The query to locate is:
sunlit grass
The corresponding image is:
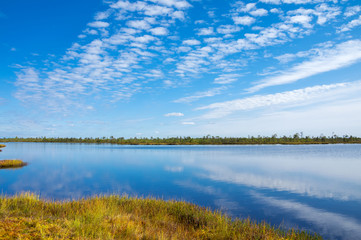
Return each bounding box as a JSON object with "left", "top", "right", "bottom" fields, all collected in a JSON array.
[
  {"left": 0, "top": 144, "right": 5, "bottom": 152},
  {"left": 0, "top": 193, "right": 322, "bottom": 239},
  {"left": 0, "top": 160, "right": 27, "bottom": 169}
]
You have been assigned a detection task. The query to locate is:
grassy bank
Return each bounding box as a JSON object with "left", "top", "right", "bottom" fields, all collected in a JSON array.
[
  {"left": 0, "top": 159, "right": 27, "bottom": 169},
  {"left": 0, "top": 193, "right": 321, "bottom": 239}
]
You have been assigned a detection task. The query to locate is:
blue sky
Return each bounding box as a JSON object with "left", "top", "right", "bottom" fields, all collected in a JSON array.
[{"left": 1, "top": 0, "right": 361, "bottom": 138}]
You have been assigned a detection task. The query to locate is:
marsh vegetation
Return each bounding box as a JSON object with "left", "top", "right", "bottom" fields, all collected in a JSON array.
[
  {"left": 0, "top": 159, "right": 27, "bottom": 169},
  {"left": 0, "top": 145, "right": 27, "bottom": 169},
  {"left": 0, "top": 193, "right": 321, "bottom": 240}
]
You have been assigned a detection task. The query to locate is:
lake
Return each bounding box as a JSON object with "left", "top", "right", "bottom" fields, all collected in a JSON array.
[{"left": 1, "top": 143, "right": 361, "bottom": 239}]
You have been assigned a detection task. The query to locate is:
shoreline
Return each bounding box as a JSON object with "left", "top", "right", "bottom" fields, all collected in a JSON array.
[
  {"left": 1, "top": 135, "right": 361, "bottom": 145},
  {"left": 2, "top": 141, "right": 361, "bottom": 146},
  {"left": 0, "top": 193, "right": 321, "bottom": 239}
]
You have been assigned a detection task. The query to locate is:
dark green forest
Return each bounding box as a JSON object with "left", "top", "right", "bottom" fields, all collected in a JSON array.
[{"left": 1, "top": 134, "right": 361, "bottom": 145}]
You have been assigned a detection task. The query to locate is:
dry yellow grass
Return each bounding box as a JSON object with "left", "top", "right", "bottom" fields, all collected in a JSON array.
[
  {"left": 0, "top": 160, "right": 27, "bottom": 169},
  {"left": 0, "top": 193, "right": 322, "bottom": 240}
]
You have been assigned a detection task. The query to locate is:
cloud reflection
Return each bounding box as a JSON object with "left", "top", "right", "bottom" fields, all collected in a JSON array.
[
  {"left": 174, "top": 146, "right": 361, "bottom": 201},
  {"left": 198, "top": 165, "right": 361, "bottom": 201},
  {"left": 252, "top": 192, "right": 361, "bottom": 240}
]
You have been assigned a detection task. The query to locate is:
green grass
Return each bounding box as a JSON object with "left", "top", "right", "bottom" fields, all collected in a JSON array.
[
  {"left": 0, "top": 193, "right": 322, "bottom": 239},
  {"left": 0, "top": 160, "right": 27, "bottom": 169}
]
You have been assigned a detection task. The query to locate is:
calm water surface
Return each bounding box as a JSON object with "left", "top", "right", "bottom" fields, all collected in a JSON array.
[{"left": 1, "top": 143, "right": 361, "bottom": 239}]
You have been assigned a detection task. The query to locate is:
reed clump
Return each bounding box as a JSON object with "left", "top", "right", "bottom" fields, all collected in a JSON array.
[
  {"left": 0, "top": 193, "right": 322, "bottom": 239},
  {"left": 0, "top": 160, "right": 27, "bottom": 169}
]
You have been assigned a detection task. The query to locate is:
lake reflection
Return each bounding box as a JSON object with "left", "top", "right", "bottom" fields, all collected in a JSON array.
[{"left": 1, "top": 143, "right": 361, "bottom": 239}]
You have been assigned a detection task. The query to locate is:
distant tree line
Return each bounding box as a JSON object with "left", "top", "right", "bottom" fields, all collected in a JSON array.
[{"left": 1, "top": 133, "right": 361, "bottom": 145}]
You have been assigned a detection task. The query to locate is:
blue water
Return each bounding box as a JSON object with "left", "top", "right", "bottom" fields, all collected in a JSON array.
[{"left": 1, "top": 143, "right": 361, "bottom": 239}]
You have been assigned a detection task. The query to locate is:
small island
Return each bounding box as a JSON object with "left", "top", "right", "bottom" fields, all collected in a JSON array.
[
  {"left": 0, "top": 144, "right": 5, "bottom": 152},
  {"left": 0, "top": 144, "right": 27, "bottom": 169},
  {"left": 0, "top": 159, "right": 27, "bottom": 169}
]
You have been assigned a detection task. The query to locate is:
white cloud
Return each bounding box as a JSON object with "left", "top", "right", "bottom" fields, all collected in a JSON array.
[
  {"left": 164, "top": 166, "right": 184, "bottom": 172},
  {"left": 235, "top": 2, "right": 257, "bottom": 12},
  {"left": 288, "top": 15, "right": 313, "bottom": 28},
  {"left": 149, "top": 27, "right": 169, "bottom": 35},
  {"left": 249, "top": 40, "right": 361, "bottom": 92},
  {"left": 197, "top": 81, "right": 361, "bottom": 119},
  {"left": 214, "top": 73, "right": 242, "bottom": 84},
  {"left": 217, "top": 25, "right": 241, "bottom": 34},
  {"left": 260, "top": 0, "right": 339, "bottom": 4},
  {"left": 270, "top": 8, "right": 282, "bottom": 13},
  {"left": 94, "top": 11, "right": 112, "bottom": 20},
  {"left": 283, "top": 0, "right": 337, "bottom": 3},
  {"left": 233, "top": 16, "right": 256, "bottom": 25},
  {"left": 182, "top": 121, "right": 195, "bottom": 125},
  {"left": 345, "top": 5, "right": 361, "bottom": 17},
  {"left": 164, "top": 112, "right": 184, "bottom": 117},
  {"left": 182, "top": 39, "right": 201, "bottom": 45},
  {"left": 275, "top": 50, "right": 311, "bottom": 63},
  {"left": 339, "top": 15, "right": 361, "bottom": 32},
  {"left": 197, "top": 27, "right": 214, "bottom": 36},
  {"left": 126, "top": 20, "right": 151, "bottom": 30},
  {"left": 144, "top": 5, "right": 173, "bottom": 16},
  {"left": 88, "top": 21, "right": 110, "bottom": 28},
  {"left": 143, "top": 69, "right": 163, "bottom": 78},
  {"left": 14, "top": 68, "right": 42, "bottom": 102},
  {"left": 285, "top": 4, "right": 340, "bottom": 26},
  {"left": 174, "top": 87, "right": 226, "bottom": 103},
  {"left": 177, "top": 46, "right": 192, "bottom": 52},
  {"left": 13, "top": 0, "right": 361, "bottom": 128},
  {"left": 250, "top": 8, "right": 268, "bottom": 16},
  {"left": 84, "top": 29, "right": 98, "bottom": 35},
  {"left": 314, "top": 4, "right": 340, "bottom": 25},
  {"left": 172, "top": 11, "right": 185, "bottom": 20},
  {"left": 259, "top": 0, "right": 281, "bottom": 4},
  {"left": 149, "top": 0, "right": 192, "bottom": 9},
  {"left": 204, "top": 37, "right": 222, "bottom": 43}
]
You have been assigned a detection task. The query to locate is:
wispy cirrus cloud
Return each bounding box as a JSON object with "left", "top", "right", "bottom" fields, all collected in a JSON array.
[
  {"left": 174, "top": 87, "right": 227, "bottom": 103},
  {"left": 197, "top": 81, "right": 361, "bottom": 119},
  {"left": 182, "top": 121, "right": 195, "bottom": 125},
  {"left": 164, "top": 112, "right": 184, "bottom": 117},
  {"left": 214, "top": 73, "right": 242, "bottom": 84},
  {"left": 248, "top": 40, "right": 361, "bottom": 92}
]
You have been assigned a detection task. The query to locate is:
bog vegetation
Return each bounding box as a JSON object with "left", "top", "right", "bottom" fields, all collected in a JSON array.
[
  {"left": 0, "top": 159, "right": 27, "bottom": 169},
  {"left": 0, "top": 144, "right": 26, "bottom": 169},
  {"left": 0, "top": 193, "right": 322, "bottom": 240},
  {"left": 1, "top": 134, "right": 360, "bottom": 145}
]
